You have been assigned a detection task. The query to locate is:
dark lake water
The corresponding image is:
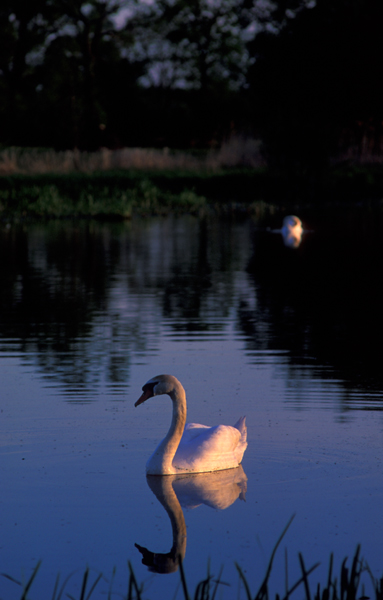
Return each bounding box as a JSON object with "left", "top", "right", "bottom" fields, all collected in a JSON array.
[{"left": 1, "top": 207, "right": 382, "bottom": 599}]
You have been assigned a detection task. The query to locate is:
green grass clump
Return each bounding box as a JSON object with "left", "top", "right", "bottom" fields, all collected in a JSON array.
[{"left": 0, "top": 175, "right": 207, "bottom": 219}]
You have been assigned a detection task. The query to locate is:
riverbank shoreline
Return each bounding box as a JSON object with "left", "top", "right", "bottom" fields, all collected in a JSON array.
[{"left": 1, "top": 164, "right": 383, "bottom": 220}]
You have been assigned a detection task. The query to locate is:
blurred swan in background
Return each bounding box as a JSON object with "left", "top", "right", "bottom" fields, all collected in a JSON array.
[
  {"left": 135, "top": 374, "right": 247, "bottom": 475},
  {"left": 281, "top": 215, "right": 303, "bottom": 248},
  {"left": 135, "top": 466, "right": 247, "bottom": 573}
]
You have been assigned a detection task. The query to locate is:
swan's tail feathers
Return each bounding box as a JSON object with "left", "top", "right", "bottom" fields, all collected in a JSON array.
[
  {"left": 234, "top": 415, "right": 247, "bottom": 438},
  {"left": 234, "top": 416, "right": 248, "bottom": 457}
]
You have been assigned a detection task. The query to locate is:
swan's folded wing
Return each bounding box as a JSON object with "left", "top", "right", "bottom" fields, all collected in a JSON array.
[
  {"left": 174, "top": 424, "right": 242, "bottom": 472},
  {"left": 196, "top": 425, "right": 242, "bottom": 453},
  {"left": 182, "top": 423, "right": 211, "bottom": 442},
  {"left": 183, "top": 424, "right": 241, "bottom": 450}
]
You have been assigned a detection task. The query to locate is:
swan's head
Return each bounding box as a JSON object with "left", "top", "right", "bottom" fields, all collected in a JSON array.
[
  {"left": 282, "top": 215, "right": 302, "bottom": 232},
  {"left": 135, "top": 374, "right": 180, "bottom": 407}
]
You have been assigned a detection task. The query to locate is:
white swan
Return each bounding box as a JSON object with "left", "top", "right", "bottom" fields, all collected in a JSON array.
[
  {"left": 135, "top": 374, "right": 247, "bottom": 475},
  {"left": 281, "top": 215, "right": 303, "bottom": 248}
]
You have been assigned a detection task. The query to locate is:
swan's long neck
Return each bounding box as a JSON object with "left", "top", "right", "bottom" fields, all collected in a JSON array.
[{"left": 146, "top": 382, "right": 187, "bottom": 475}]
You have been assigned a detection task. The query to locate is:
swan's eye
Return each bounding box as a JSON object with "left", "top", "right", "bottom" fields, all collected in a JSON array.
[{"left": 142, "top": 381, "right": 158, "bottom": 395}]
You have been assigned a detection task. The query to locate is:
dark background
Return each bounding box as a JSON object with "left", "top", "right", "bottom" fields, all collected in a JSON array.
[{"left": 1, "top": 0, "right": 382, "bottom": 167}]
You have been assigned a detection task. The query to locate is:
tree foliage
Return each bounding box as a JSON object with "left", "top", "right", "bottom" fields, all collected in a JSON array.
[
  {"left": 0, "top": 0, "right": 383, "bottom": 164},
  {"left": 135, "top": 0, "right": 251, "bottom": 91}
]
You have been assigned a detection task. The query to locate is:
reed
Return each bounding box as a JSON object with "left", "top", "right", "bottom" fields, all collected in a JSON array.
[
  {"left": 2, "top": 536, "right": 381, "bottom": 600},
  {"left": 0, "top": 139, "right": 265, "bottom": 176}
]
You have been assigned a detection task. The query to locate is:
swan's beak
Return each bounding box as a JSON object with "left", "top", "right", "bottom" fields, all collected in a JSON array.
[{"left": 135, "top": 388, "right": 153, "bottom": 407}]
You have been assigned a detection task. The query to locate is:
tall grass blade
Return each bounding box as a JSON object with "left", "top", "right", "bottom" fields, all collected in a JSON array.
[
  {"left": 178, "top": 556, "right": 191, "bottom": 600},
  {"left": 327, "top": 553, "right": 334, "bottom": 593},
  {"left": 84, "top": 572, "right": 103, "bottom": 600},
  {"left": 50, "top": 573, "right": 60, "bottom": 600},
  {"left": 107, "top": 566, "right": 116, "bottom": 600},
  {"left": 282, "top": 562, "right": 320, "bottom": 600},
  {"left": 79, "top": 567, "right": 89, "bottom": 600},
  {"left": 194, "top": 577, "right": 210, "bottom": 600},
  {"left": 340, "top": 558, "right": 348, "bottom": 600},
  {"left": 64, "top": 568, "right": 102, "bottom": 600},
  {"left": 194, "top": 560, "right": 211, "bottom": 600},
  {"left": 366, "top": 562, "right": 383, "bottom": 600},
  {"left": 127, "top": 561, "right": 142, "bottom": 600},
  {"left": 314, "top": 553, "right": 333, "bottom": 600},
  {"left": 0, "top": 572, "right": 21, "bottom": 585},
  {"left": 331, "top": 577, "right": 338, "bottom": 600},
  {"left": 315, "top": 581, "right": 321, "bottom": 600},
  {"left": 21, "top": 560, "right": 42, "bottom": 600},
  {"left": 194, "top": 560, "right": 228, "bottom": 600},
  {"left": 55, "top": 570, "right": 76, "bottom": 600},
  {"left": 298, "top": 553, "right": 311, "bottom": 600},
  {"left": 349, "top": 545, "right": 362, "bottom": 598},
  {"left": 375, "top": 576, "right": 383, "bottom": 600},
  {"left": 285, "top": 549, "right": 289, "bottom": 597},
  {"left": 235, "top": 564, "right": 253, "bottom": 600},
  {"left": 211, "top": 565, "right": 226, "bottom": 600},
  {"left": 254, "top": 514, "right": 296, "bottom": 600}
]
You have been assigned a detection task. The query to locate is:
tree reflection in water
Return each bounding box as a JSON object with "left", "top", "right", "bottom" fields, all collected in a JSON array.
[
  {"left": 0, "top": 217, "right": 250, "bottom": 399},
  {"left": 0, "top": 209, "right": 383, "bottom": 407}
]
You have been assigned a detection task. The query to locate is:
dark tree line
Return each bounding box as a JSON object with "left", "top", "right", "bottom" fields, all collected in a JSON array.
[{"left": 1, "top": 0, "right": 383, "bottom": 165}]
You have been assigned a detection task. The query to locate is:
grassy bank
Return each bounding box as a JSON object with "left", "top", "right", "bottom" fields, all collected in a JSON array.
[
  {"left": 1, "top": 165, "right": 383, "bottom": 220},
  {"left": 0, "top": 169, "right": 275, "bottom": 219}
]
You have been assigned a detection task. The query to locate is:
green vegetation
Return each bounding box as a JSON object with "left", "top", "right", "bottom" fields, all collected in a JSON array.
[
  {"left": 0, "top": 172, "right": 210, "bottom": 219},
  {"left": 1, "top": 163, "right": 383, "bottom": 220}
]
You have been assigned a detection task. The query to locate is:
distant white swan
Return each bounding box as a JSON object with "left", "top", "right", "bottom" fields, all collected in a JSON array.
[
  {"left": 281, "top": 215, "right": 303, "bottom": 248},
  {"left": 135, "top": 374, "right": 247, "bottom": 475}
]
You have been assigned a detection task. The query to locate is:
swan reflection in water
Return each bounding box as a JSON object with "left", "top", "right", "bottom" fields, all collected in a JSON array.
[{"left": 135, "top": 466, "right": 247, "bottom": 574}]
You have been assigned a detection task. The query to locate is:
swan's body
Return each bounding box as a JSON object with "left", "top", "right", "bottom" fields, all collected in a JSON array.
[
  {"left": 281, "top": 215, "right": 303, "bottom": 248},
  {"left": 135, "top": 374, "right": 247, "bottom": 475}
]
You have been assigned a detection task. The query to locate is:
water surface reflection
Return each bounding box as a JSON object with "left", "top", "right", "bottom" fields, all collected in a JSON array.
[
  {"left": 0, "top": 218, "right": 250, "bottom": 400},
  {"left": 1, "top": 211, "right": 382, "bottom": 599},
  {"left": 1, "top": 211, "right": 382, "bottom": 408},
  {"left": 245, "top": 207, "right": 383, "bottom": 407}
]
